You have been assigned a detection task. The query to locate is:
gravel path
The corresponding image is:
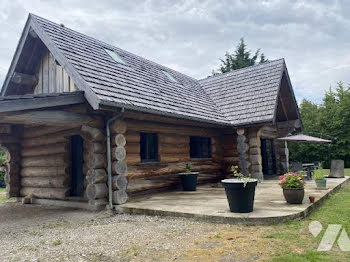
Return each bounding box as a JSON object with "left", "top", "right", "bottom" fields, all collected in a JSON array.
[{"left": 0, "top": 202, "right": 277, "bottom": 262}]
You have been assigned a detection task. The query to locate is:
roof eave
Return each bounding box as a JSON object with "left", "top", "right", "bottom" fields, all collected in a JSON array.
[
  {"left": 98, "top": 100, "right": 232, "bottom": 127},
  {"left": 1, "top": 15, "right": 32, "bottom": 96}
]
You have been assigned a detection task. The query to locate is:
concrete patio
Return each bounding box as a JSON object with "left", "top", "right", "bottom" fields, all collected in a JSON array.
[{"left": 119, "top": 177, "right": 350, "bottom": 225}]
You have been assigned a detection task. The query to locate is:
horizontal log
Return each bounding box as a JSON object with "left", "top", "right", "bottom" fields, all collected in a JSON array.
[
  {"left": 86, "top": 183, "right": 108, "bottom": 200},
  {"left": 0, "top": 110, "right": 94, "bottom": 127},
  {"left": 112, "top": 189, "right": 128, "bottom": 205},
  {"left": 125, "top": 143, "right": 140, "bottom": 154},
  {"left": 110, "top": 119, "right": 127, "bottom": 134},
  {"left": 11, "top": 72, "right": 38, "bottom": 86},
  {"left": 81, "top": 125, "right": 105, "bottom": 142},
  {"left": 159, "top": 143, "right": 189, "bottom": 154},
  {"left": 125, "top": 153, "right": 140, "bottom": 164},
  {"left": 22, "top": 125, "right": 72, "bottom": 138},
  {"left": 21, "top": 154, "right": 68, "bottom": 167},
  {"left": 21, "top": 143, "right": 68, "bottom": 157},
  {"left": 159, "top": 134, "right": 189, "bottom": 144},
  {"left": 21, "top": 128, "right": 79, "bottom": 147},
  {"left": 112, "top": 146, "right": 126, "bottom": 161},
  {"left": 86, "top": 169, "right": 107, "bottom": 184},
  {"left": 21, "top": 166, "right": 68, "bottom": 177},
  {"left": 125, "top": 131, "right": 140, "bottom": 143},
  {"left": 223, "top": 150, "right": 238, "bottom": 157},
  {"left": 20, "top": 187, "right": 69, "bottom": 200},
  {"left": 0, "top": 135, "right": 20, "bottom": 144},
  {"left": 21, "top": 176, "right": 69, "bottom": 188},
  {"left": 160, "top": 154, "right": 190, "bottom": 163},
  {"left": 127, "top": 162, "right": 221, "bottom": 180},
  {"left": 112, "top": 175, "right": 128, "bottom": 191}
]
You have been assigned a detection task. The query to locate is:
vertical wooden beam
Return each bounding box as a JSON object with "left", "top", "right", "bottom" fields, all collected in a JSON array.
[
  {"left": 42, "top": 52, "right": 49, "bottom": 93},
  {"left": 236, "top": 128, "right": 250, "bottom": 176},
  {"left": 248, "top": 127, "right": 263, "bottom": 181}
]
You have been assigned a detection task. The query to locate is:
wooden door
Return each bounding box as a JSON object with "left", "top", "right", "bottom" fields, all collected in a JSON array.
[
  {"left": 70, "top": 135, "right": 84, "bottom": 196},
  {"left": 261, "top": 138, "right": 277, "bottom": 176}
]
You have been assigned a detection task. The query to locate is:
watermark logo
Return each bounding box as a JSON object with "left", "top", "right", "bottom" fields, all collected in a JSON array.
[{"left": 309, "top": 221, "right": 350, "bottom": 251}]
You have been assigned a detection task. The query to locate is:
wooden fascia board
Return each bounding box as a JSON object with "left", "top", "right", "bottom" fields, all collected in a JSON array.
[
  {"left": 282, "top": 64, "right": 304, "bottom": 131},
  {"left": 0, "top": 109, "right": 94, "bottom": 127},
  {"left": 272, "top": 60, "right": 286, "bottom": 125},
  {"left": 0, "top": 93, "right": 85, "bottom": 113},
  {"left": 29, "top": 16, "right": 101, "bottom": 110},
  {"left": 1, "top": 16, "right": 32, "bottom": 96}
]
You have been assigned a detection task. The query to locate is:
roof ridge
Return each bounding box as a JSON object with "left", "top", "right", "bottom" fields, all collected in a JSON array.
[{"left": 198, "top": 58, "right": 285, "bottom": 82}]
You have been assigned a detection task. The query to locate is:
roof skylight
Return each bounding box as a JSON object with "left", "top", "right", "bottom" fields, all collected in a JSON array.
[
  {"left": 162, "top": 70, "right": 178, "bottom": 83},
  {"left": 104, "top": 49, "right": 126, "bottom": 65}
]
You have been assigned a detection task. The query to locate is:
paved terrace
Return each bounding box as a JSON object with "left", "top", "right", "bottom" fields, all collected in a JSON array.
[{"left": 119, "top": 177, "right": 350, "bottom": 225}]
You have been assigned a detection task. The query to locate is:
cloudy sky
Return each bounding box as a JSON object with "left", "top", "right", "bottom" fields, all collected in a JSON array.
[{"left": 0, "top": 0, "right": 349, "bottom": 103}]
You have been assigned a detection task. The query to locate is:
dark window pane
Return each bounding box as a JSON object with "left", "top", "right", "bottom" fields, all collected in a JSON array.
[
  {"left": 190, "top": 136, "right": 211, "bottom": 158},
  {"left": 140, "top": 133, "right": 158, "bottom": 162}
]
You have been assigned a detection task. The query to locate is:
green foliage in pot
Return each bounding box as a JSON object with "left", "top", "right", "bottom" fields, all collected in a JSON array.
[
  {"left": 313, "top": 166, "right": 326, "bottom": 180},
  {"left": 230, "top": 165, "right": 256, "bottom": 187},
  {"left": 185, "top": 163, "right": 192, "bottom": 174},
  {"left": 278, "top": 173, "right": 305, "bottom": 189}
]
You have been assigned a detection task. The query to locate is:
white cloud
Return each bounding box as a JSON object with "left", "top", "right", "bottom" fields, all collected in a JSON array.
[{"left": 0, "top": 0, "right": 349, "bottom": 103}]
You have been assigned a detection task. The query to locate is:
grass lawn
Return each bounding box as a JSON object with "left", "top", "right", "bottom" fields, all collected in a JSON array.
[
  {"left": 324, "top": 168, "right": 350, "bottom": 176},
  {"left": 265, "top": 182, "right": 350, "bottom": 261},
  {"left": 0, "top": 187, "right": 14, "bottom": 203}
]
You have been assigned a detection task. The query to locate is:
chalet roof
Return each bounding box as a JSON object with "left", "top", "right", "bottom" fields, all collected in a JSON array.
[
  {"left": 199, "top": 59, "right": 285, "bottom": 126},
  {"left": 1, "top": 14, "right": 300, "bottom": 126}
]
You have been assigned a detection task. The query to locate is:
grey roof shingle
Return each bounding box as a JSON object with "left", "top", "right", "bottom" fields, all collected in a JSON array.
[
  {"left": 199, "top": 59, "right": 285, "bottom": 125},
  {"left": 11, "top": 14, "right": 290, "bottom": 126}
]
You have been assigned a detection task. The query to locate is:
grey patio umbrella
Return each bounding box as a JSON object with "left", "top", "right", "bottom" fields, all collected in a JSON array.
[{"left": 277, "top": 134, "right": 331, "bottom": 143}]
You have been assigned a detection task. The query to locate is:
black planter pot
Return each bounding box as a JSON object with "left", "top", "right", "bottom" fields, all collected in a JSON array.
[
  {"left": 283, "top": 188, "right": 305, "bottom": 204},
  {"left": 221, "top": 179, "right": 258, "bottom": 213},
  {"left": 179, "top": 172, "right": 199, "bottom": 191}
]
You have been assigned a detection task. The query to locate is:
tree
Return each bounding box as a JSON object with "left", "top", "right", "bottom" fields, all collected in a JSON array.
[
  {"left": 289, "top": 82, "right": 350, "bottom": 168},
  {"left": 213, "top": 38, "right": 268, "bottom": 75}
]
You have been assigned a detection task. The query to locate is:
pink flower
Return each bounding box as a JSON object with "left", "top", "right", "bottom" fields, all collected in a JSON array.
[
  {"left": 282, "top": 179, "right": 287, "bottom": 184},
  {"left": 279, "top": 175, "right": 284, "bottom": 179}
]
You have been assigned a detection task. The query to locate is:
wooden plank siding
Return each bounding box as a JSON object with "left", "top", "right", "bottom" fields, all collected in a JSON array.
[{"left": 34, "top": 51, "right": 78, "bottom": 94}]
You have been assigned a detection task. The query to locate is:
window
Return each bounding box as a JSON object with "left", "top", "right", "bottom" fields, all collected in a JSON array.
[
  {"left": 190, "top": 136, "right": 211, "bottom": 159},
  {"left": 104, "top": 49, "right": 127, "bottom": 65},
  {"left": 140, "top": 133, "right": 158, "bottom": 162},
  {"left": 162, "top": 70, "right": 178, "bottom": 83}
]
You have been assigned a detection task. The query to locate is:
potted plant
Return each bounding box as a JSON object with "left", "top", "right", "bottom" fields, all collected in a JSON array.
[
  {"left": 279, "top": 172, "right": 305, "bottom": 204},
  {"left": 178, "top": 163, "right": 199, "bottom": 191},
  {"left": 313, "top": 166, "right": 327, "bottom": 189},
  {"left": 221, "top": 166, "right": 258, "bottom": 213}
]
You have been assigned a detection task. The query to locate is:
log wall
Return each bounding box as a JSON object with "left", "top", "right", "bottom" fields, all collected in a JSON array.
[
  {"left": 20, "top": 125, "right": 78, "bottom": 200},
  {"left": 117, "top": 118, "right": 225, "bottom": 197}
]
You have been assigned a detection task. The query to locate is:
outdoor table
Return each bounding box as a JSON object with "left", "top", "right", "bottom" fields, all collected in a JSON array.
[{"left": 302, "top": 163, "right": 314, "bottom": 180}]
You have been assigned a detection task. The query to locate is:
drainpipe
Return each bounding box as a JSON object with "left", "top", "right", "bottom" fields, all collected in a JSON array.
[{"left": 106, "top": 107, "right": 125, "bottom": 210}]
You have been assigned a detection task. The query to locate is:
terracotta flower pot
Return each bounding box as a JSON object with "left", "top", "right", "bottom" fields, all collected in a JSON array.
[{"left": 283, "top": 188, "right": 305, "bottom": 204}]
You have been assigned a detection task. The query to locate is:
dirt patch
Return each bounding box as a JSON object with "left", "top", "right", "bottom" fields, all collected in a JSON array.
[{"left": 0, "top": 202, "right": 284, "bottom": 262}]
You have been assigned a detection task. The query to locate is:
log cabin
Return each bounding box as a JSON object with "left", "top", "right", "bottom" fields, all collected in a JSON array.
[{"left": 0, "top": 14, "right": 301, "bottom": 210}]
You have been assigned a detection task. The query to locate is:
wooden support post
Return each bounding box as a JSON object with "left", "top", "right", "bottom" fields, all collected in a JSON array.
[
  {"left": 236, "top": 128, "right": 250, "bottom": 177},
  {"left": 111, "top": 119, "right": 128, "bottom": 205},
  {"left": 248, "top": 128, "right": 263, "bottom": 181}
]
